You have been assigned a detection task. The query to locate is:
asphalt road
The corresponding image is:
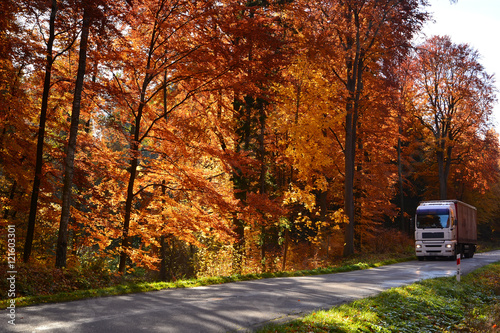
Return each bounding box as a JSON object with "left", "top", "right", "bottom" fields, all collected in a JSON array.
[{"left": 3, "top": 250, "right": 500, "bottom": 333}]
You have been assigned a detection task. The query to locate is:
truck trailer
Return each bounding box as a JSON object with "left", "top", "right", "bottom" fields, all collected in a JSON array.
[{"left": 415, "top": 200, "right": 477, "bottom": 260}]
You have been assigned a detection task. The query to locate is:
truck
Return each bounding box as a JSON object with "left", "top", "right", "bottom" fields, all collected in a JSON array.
[{"left": 415, "top": 200, "right": 477, "bottom": 260}]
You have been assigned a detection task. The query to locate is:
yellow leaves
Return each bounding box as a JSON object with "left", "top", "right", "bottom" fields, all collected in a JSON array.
[
  {"left": 284, "top": 184, "right": 316, "bottom": 211},
  {"left": 314, "top": 176, "right": 329, "bottom": 193},
  {"left": 291, "top": 208, "right": 346, "bottom": 245},
  {"left": 330, "top": 208, "right": 348, "bottom": 225}
]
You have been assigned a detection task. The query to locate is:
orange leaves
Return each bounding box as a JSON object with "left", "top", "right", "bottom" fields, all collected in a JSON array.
[
  {"left": 405, "top": 35, "right": 498, "bottom": 199},
  {"left": 4, "top": 0, "right": 500, "bottom": 274}
]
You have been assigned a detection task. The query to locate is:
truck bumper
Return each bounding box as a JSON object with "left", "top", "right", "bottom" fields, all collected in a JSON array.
[{"left": 415, "top": 241, "right": 456, "bottom": 258}]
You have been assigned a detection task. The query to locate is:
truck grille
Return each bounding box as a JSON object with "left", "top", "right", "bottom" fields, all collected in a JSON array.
[{"left": 422, "top": 232, "right": 444, "bottom": 239}]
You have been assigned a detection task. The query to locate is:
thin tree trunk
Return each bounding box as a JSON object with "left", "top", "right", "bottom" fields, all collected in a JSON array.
[
  {"left": 343, "top": 71, "right": 361, "bottom": 256},
  {"left": 343, "top": 111, "right": 356, "bottom": 257},
  {"left": 444, "top": 146, "right": 452, "bottom": 197},
  {"left": 55, "top": 6, "right": 92, "bottom": 268},
  {"left": 343, "top": 59, "right": 363, "bottom": 256},
  {"left": 438, "top": 144, "right": 453, "bottom": 200},
  {"left": 231, "top": 99, "right": 251, "bottom": 275},
  {"left": 318, "top": 190, "right": 329, "bottom": 261},
  {"left": 342, "top": 19, "right": 365, "bottom": 255},
  {"left": 158, "top": 73, "right": 169, "bottom": 280},
  {"left": 258, "top": 103, "right": 267, "bottom": 272},
  {"left": 397, "top": 136, "right": 406, "bottom": 232},
  {"left": 118, "top": 5, "right": 163, "bottom": 272},
  {"left": 24, "top": 0, "right": 58, "bottom": 263},
  {"left": 280, "top": 82, "right": 300, "bottom": 271},
  {"left": 119, "top": 79, "right": 148, "bottom": 273},
  {"left": 119, "top": 135, "right": 140, "bottom": 273},
  {"left": 281, "top": 228, "right": 289, "bottom": 271},
  {"left": 159, "top": 235, "right": 167, "bottom": 280},
  {"left": 437, "top": 148, "right": 445, "bottom": 200}
]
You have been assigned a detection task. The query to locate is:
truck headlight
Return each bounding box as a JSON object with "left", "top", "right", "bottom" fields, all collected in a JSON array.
[
  {"left": 416, "top": 244, "right": 422, "bottom": 249},
  {"left": 445, "top": 244, "right": 452, "bottom": 248}
]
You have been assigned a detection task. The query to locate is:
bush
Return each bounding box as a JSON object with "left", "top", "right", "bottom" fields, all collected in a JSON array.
[{"left": 0, "top": 259, "right": 122, "bottom": 300}]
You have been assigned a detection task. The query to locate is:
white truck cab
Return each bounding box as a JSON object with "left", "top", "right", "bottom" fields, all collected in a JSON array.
[{"left": 415, "top": 200, "right": 476, "bottom": 260}]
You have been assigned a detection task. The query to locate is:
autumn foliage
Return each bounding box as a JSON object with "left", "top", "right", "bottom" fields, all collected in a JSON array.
[{"left": 1, "top": 0, "right": 499, "bottom": 280}]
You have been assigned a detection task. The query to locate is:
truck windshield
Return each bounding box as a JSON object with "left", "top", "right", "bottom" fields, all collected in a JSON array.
[{"left": 416, "top": 208, "right": 450, "bottom": 228}]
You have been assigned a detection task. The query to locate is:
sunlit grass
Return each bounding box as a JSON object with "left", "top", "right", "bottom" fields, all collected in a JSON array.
[{"left": 259, "top": 262, "right": 500, "bottom": 333}]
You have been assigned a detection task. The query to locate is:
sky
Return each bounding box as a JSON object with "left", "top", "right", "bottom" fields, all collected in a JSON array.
[{"left": 419, "top": 0, "right": 500, "bottom": 129}]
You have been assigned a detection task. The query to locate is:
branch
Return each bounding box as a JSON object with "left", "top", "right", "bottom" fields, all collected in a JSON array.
[
  {"left": 329, "top": 127, "right": 345, "bottom": 153},
  {"left": 113, "top": 73, "right": 137, "bottom": 117},
  {"left": 133, "top": 182, "right": 179, "bottom": 198},
  {"left": 139, "top": 66, "right": 231, "bottom": 143}
]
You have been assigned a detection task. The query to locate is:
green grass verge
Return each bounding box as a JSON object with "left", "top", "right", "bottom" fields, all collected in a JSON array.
[
  {"left": 0, "top": 255, "right": 413, "bottom": 309},
  {"left": 258, "top": 262, "right": 500, "bottom": 333}
]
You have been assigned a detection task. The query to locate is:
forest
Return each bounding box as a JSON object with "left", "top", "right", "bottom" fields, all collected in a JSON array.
[{"left": 1, "top": 0, "right": 499, "bottom": 281}]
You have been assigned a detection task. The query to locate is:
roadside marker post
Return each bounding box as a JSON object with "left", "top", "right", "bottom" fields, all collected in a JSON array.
[{"left": 456, "top": 253, "right": 461, "bottom": 282}]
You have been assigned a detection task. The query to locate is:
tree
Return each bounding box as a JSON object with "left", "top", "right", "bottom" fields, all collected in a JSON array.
[
  {"left": 55, "top": 1, "right": 98, "bottom": 268},
  {"left": 0, "top": 1, "right": 39, "bottom": 240},
  {"left": 207, "top": 0, "right": 292, "bottom": 273},
  {"left": 407, "top": 35, "right": 497, "bottom": 199},
  {"left": 104, "top": 0, "right": 243, "bottom": 273},
  {"left": 451, "top": 129, "right": 500, "bottom": 201},
  {"left": 55, "top": 0, "right": 130, "bottom": 268},
  {"left": 296, "top": 0, "right": 428, "bottom": 256},
  {"left": 22, "top": 0, "right": 59, "bottom": 263},
  {"left": 22, "top": 0, "right": 82, "bottom": 262}
]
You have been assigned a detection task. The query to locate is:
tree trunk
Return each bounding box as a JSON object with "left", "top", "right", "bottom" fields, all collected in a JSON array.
[
  {"left": 118, "top": 70, "right": 149, "bottom": 273},
  {"left": 437, "top": 152, "right": 445, "bottom": 199},
  {"left": 281, "top": 228, "right": 289, "bottom": 271},
  {"left": 341, "top": 5, "right": 365, "bottom": 257},
  {"left": 343, "top": 111, "right": 356, "bottom": 257},
  {"left": 343, "top": 56, "right": 362, "bottom": 257},
  {"left": 258, "top": 103, "right": 267, "bottom": 272},
  {"left": 24, "top": 0, "right": 58, "bottom": 263},
  {"left": 437, "top": 144, "right": 453, "bottom": 200},
  {"left": 119, "top": 136, "right": 140, "bottom": 273},
  {"left": 55, "top": 6, "right": 92, "bottom": 268},
  {"left": 159, "top": 180, "right": 167, "bottom": 281},
  {"left": 117, "top": 12, "right": 157, "bottom": 272},
  {"left": 397, "top": 136, "right": 406, "bottom": 233},
  {"left": 318, "top": 190, "right": 329, "bottom": 260},
  {"left": 231, "top": 98, "right": 252, "bottom": 275},
  {"left": 436, "top": 145, "right": 446, "bottom": 200},
  {"left": 159, "top": 235, "right": 167, "bottom": 281}
]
